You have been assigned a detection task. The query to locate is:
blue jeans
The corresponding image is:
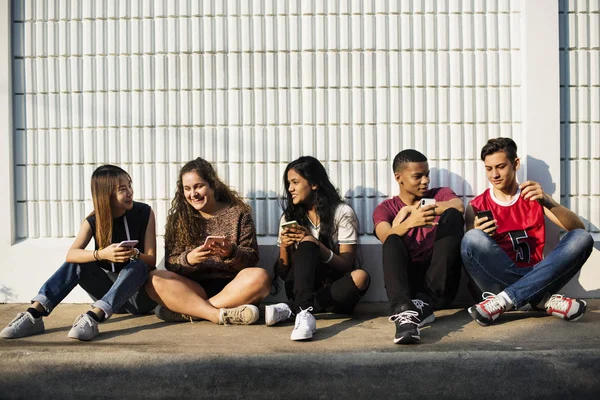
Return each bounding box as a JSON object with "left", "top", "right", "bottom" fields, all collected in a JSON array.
[
  {"left": 461, "top": 229, "right": 593, "bottom": 308},
  {"left": 32, "top": 260, "right": 156, "bottom": 320}
]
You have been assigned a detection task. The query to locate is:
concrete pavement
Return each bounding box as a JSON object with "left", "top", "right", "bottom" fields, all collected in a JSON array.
[{"left": 1, "top": 301, "right": 599, "bottom": 399}]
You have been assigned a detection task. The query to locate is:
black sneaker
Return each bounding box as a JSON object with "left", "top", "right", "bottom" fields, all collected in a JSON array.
[
  {"left": 389, "top": 310, "right": 420, "bottom": 344},
  {"left": 412, "top": 299, "right": 435, "bottom": 327}
]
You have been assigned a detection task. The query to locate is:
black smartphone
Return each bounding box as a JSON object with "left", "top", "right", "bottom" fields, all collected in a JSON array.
[{"left": 476, "top": 210, "right": 494, "bottom": 222}]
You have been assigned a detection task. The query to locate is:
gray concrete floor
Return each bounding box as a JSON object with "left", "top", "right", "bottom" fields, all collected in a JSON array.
[{"left": 1, "top": 301, "right": 599, "bottom": 399}]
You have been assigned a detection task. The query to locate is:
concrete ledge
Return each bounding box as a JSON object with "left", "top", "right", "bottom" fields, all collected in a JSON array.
[{"left": 1, "top": 302, "right": 599, "bottom": 398}]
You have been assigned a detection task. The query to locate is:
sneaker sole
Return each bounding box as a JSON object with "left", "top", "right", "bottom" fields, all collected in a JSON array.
[
  {"left": 290, "top": 329, "right": 316, "bottom": 341},
  {"left": 393, "top": 334, "right": 420, "bottom": 344},
  {"left": 467, "top": 306, "right": 494, "bottom": 327},
  {"left": 566, "top": 300, "right": 587, "bottom": 322},
  {"left": 68, "top": 331, "right": 98, "bottom": 341},
  {"left": 0, "top": 327, "right": 45, "bottom": 339}
]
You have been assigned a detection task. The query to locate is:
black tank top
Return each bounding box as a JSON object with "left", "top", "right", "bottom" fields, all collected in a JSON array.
[{"left": 86, "top": 201, "right": 151, "bottom": 272}]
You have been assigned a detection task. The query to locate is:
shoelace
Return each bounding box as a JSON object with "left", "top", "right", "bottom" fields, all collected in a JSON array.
[
  {"left": 294, "top": 307, "right": 314, "bottom": 328},
  {"left": 223, "top": 306, "right": 250, "bottom": 324},
  {"left": 276, "top": 305, "right": 293, "bottom": 320},
  {"left": 412, "top": 299, "right": 429, "bottom": 313},
  {"left": 73, "top": 314, "right": 94, "bottom": 329},
  {"left": 480, "top": 291, "right": 504, "bottom": 313},
  {"left": 545, "top": 294, "right": 569, "bottom": 312},
  {"left": 8, "top": 312, "right": 30, "bottom": 327},
  {"left": 388, "top": 310, "right": 420, "bottom": 325}
]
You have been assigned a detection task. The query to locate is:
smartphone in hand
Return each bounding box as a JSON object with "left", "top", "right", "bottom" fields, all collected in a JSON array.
[
  {"left": 117, "top": 240, "right": 138, "bottom": 248},
  {"left": 420, "top": 198, "right": 436, "bottom": 207},
  {"left": 203, "top": 235, "right": 226, "bottom": 248},
  {"left": 476, "top": 210, "right": 494, "bottom": 222},
  {"left": 281, "top": 220, "right": 299, "bottom": 229}
]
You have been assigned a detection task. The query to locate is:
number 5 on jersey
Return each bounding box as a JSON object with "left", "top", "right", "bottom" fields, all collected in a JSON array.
[{"left": 508, "top": 230, "right": 531, "bottom": 264}]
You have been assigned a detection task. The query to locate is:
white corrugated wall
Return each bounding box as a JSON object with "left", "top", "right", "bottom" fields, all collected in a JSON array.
[
  {"left": 559, "top": 0, "right": 600, "bottom": 234},
  {"left": 11, "top": 0, "right": 523, "bottom": 240}
]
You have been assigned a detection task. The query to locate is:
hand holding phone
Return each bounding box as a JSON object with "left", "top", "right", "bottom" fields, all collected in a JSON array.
[
  {"left": 420, "top": 198, "right": 436, "bottom": 208},
  {"left": 202, "top": 236, "right": 226, "bottom": 249},
  {"left": 117, "top": 240, "right": 138, "bottom": 248},
  {"left": 475, "top": 210, "right": 497, "bottom": 235},
  {"left": 281, "top": 220, "right": 299, "bottom": 230}
]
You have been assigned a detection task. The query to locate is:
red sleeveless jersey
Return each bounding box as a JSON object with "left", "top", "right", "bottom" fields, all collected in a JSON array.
[{"left": 470, "top": 188, "right": 545, "bottom": 268}]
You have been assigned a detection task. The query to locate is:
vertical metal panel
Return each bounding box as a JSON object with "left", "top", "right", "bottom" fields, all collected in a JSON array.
[
  {"left": 559, "top": 1, "right": 600, "bottom": 232},
  {"left": 12, "top": 0, "right": 525, "bottom": 238}
]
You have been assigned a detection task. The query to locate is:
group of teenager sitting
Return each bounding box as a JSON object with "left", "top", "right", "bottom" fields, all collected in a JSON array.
[{"left": 1, "top": 137, "right": 594, "bottom": 345}]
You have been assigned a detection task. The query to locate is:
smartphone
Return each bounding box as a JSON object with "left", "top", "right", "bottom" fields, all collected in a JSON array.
[
  {"left": 117, "top": 240, "right": 138, "bottom": 248},
  {"left": 281, "top": 220, "right": 299, "bottom": 229},
  {"left": 420, "top": 198, "right": 436, "bottom": 207},
  {"left": 203, "top": 235, "right": 226, "bottom": 248},
  {"left": 476, "top": 210, "right": 494, "bottom": 222}
]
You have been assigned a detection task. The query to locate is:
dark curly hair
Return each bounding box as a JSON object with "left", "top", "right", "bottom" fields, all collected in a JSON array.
[
  {"left": 164, "top": 157, "right": 249, "bottom": 249},
  {"left": 280, "top": 156, "right": 345, "bottom": 251}
]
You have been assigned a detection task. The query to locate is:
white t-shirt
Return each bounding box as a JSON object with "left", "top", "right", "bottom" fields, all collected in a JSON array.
[{"left": 277, "top": 203, "right": 359, "bottom": 252}]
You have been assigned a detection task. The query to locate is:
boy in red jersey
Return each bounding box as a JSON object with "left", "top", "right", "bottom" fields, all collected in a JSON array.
[
  {"left": 373, "top": 149, "right": 465, "bottom": 344},
  {"left": 461, "top": 138, "right": 593, "bottom": 326}
]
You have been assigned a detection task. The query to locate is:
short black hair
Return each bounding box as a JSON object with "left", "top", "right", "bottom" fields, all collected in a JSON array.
[
  {"left": 480, "top": 138, "right": 518, "bottom": 163},
  {"left": 392, "top": 149, "right": 428, "bottom": 173}
]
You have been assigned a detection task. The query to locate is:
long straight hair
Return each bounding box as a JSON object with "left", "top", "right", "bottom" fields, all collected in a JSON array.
[
  {"left": 165, "top": 157, "right": 249, "bottom": 249},
  {"left": 89, "top": 165, "right": 132, "bottom": 249},
  {"left": 280, "top": 156, "right": 344, "bottom": 251}
]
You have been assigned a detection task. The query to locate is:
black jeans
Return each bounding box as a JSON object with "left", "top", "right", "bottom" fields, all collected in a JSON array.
[
  {"left": 382, "top": 208, "right": 464, "bottom": 314},
  {"left": 283, "top": 241, "right": 369, "bottom": 314}
]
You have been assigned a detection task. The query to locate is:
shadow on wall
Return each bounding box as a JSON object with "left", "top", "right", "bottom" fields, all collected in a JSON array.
[{"left": 0, "top": 285, "right": 17, "bottom": 303}]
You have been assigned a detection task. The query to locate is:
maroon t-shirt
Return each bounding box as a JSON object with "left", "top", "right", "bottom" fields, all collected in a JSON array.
[{"left": 372, "top": 187, "right": 459, "bottom": 262}]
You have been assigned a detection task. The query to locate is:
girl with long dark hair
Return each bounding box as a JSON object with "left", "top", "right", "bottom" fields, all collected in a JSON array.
[
  {"left": 266, "top": 156, "right": 370, "bottom": 340},
  {"left": 1, "top": 165, "right": 157, "bottom": 341},
  {"left": 145, "top": 157, "right": 271, "bottom": 325}
]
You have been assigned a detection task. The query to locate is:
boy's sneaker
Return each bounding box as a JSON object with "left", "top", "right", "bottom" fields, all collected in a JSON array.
[
  {"left": 155, "top": 305, "right": 200, "bottom": 323},
  {"left": 389, "top": 310, "right": 421, "bottom": 344},
  {"left": 290, "top": 307, "right": 316, "bottom": 341},
  {"left": 0, "top": 311, "right": 45, "bottom": 339},
  {"left": 468, "top": 292, "right": 506, "bottom": 326},
  {"left": 412, "top": 299, "right": 435, "bottom": 327},
  {"left": 68, "top": 313, "right": 99, "bottom": 341},
  {"left": 265, "top": 303, "right": 293, "bottom": 326},
  {"left": 545, "top": 294, "right": 587, "bottom": 321},
  {"left": 219, "top": 305, "right": 259, "bottom": 325}
]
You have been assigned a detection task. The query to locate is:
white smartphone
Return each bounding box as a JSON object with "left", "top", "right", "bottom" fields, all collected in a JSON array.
[
  {"left": 203, "top": 235, "right": 226, "bottom": 248},
  {"left": 117, "top": 240, "right": 138, "bottom": 248},
  {"left": 281, "top": 220, "right": 299, "bottom": 229},
  {"left": 420, "top": 198, "right": 436, "bottom": 207}
]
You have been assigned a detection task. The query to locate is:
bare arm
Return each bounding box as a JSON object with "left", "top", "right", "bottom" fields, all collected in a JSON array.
[
  {"left": 435, "top": 197, "right": 465, "bottom": 215},
  {"left": 65, "top": 220, "right": 96, "bottom": 263},
  {"left": 139, "top": 209, "right": 157, "bottom": 268},
  {"left": 520, "top": 180, "right": 584, "bottom": 231}
]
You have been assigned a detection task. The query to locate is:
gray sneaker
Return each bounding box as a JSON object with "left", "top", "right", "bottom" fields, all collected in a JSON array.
[
  {"left": 0, "top": 311, "right": 45, "bottom": 339},
  {"left": 68, "top": 313, "right": 99, "bottom": 341},
  {"left": 219, "top": 305, "right": 259, "bottom": 325},
  {"left": 155, "top": 305, "right": 200, "bottom": 323}
]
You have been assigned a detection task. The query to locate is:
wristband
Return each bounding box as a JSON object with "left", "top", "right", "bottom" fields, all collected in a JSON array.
[{"left": 324, "top": 249, "right": 334, "bottom": 264}]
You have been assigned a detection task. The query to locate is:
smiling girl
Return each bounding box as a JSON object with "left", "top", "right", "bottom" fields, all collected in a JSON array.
[
  {"left": 266, "top": 156, "right": 370, "bottom": 340},
  {"left": 1, "top": 165, "right": 158, "bottom": 341},
  {"left": 146, "top": 157, "right": 270, "bottom": 325}
]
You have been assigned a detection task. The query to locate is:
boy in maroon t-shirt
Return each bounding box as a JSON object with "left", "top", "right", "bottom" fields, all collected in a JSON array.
[{"left": 373, "top": 149, "right": 465, "bottom": 344}]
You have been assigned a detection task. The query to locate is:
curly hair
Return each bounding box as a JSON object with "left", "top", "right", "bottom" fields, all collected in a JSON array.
[
  {"left": 280, "top": 156, "right": 345, "bottom": 251},
  {"left": 164, "top": 157, "right": 249, "bottom": 249},
  {"left": 392, "top": 149, "right": 428, "bottom": 173}
]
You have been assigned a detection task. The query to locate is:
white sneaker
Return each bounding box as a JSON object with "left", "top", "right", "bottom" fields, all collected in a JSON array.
[
  {"left": 0, "top": 311, "right": 45, "bottom": 339},
  {"left": 265, "top": 303, "right": 293, "bottom": 326},
  {"left": 290, "top": 307, "right": 316, "bottom": 341},
  {"left": 68, "top": 313, "right": 99, "bottom": 341}
]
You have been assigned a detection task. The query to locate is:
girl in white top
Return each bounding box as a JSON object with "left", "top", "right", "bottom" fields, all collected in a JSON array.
[{"left": 266, "top": 156, "right": 370, "bottom": 341}]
